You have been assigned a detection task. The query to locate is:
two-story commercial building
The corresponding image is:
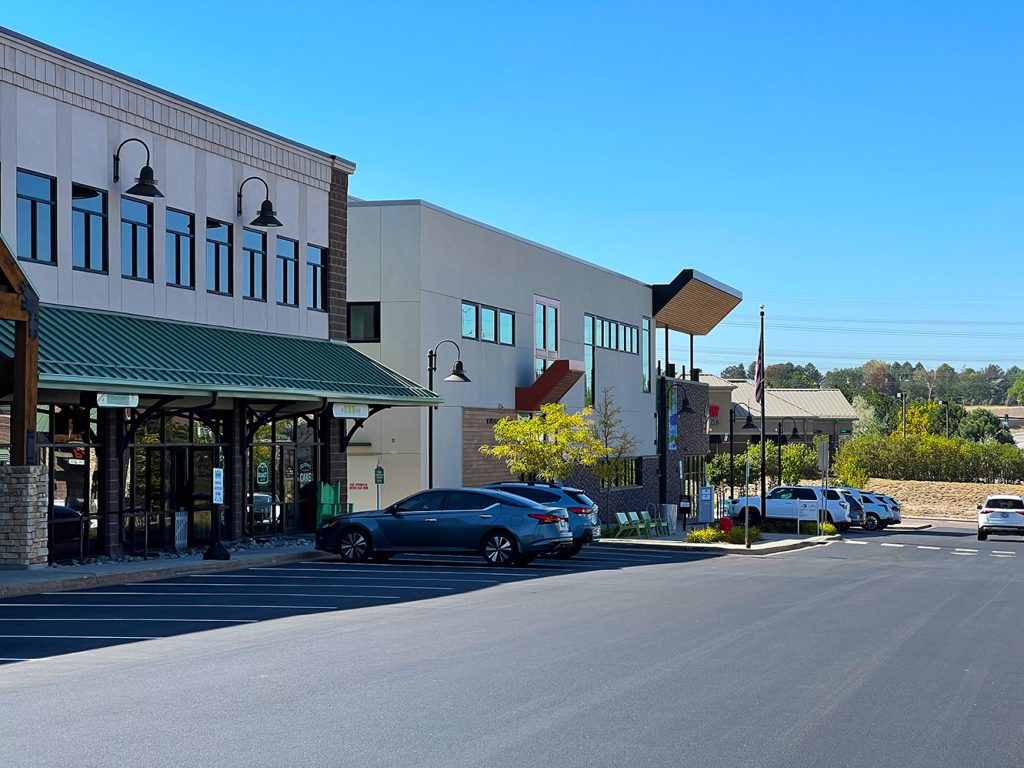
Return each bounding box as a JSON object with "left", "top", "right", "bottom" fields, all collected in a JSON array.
[
  {"left": 346, "top": 198, "right": 742, "bottom": 519},
  {"left": 0, "top": 28, "right": 436, "bottom": 565}
]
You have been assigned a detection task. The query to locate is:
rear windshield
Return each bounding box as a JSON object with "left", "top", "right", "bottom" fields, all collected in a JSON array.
[
  {"left": 986, "top": 497, "right": 1024, "bottom": 510},
  {"left": 565, "top": 490, "right": 596, "bottom": 507},
  {"left": 841, "top": 492, "right": 861, "bottom": 508}
]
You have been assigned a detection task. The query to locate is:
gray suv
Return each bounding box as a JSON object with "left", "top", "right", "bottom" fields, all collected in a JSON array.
[
  {"left": 315, "top": 487, "right": 573, "bottom": 566},
  {"left": 485, "top": 483, "right": 600, "bottom": 558}
]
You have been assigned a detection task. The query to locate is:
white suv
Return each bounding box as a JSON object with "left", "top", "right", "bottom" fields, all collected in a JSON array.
[
  {"left": 731, "top": 485, "right": 852, "bottom": 531},
  {"left": 977, "top": 495, "right": 1024, "bottom": 541}
]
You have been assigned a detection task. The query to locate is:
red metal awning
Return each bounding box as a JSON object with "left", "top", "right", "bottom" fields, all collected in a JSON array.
[{"left": 515, "top": 359, "right": 585, "bottom": 411}]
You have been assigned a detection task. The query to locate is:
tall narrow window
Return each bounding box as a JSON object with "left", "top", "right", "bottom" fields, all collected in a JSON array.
[
  {"left": 498, "top": 310, "right": 514, "bottom": 346},
  {"left": 480, "top": 306, "right": 497, "bottom": 342},
  {"left": 72, "top": 184, "right": 106, "bottom": 272},
  {"left": 16, "top": 170, "right": 56, "bottom": 263},
  {"left": 206, "top": 219, "right": 233, "bottom": 295},
  {"left": 534, "top": 296, "right": 560, "bottom": 378},
  {"left": 584, "top": 314, "right": 595, "bottom": 407},
  {"left": 276, "top": 237, "right": 298, "bottom": 306},
  {"left": 242, "top": 228, "right": 266, "bottom": 301},
  {"left": 166, "top": 210, "right": 194, "bottom": 288},
  {"left": 642, "top": 317, "right": 651, "bottom": 392},
  {"left": 462, "top": 302, "right": 478, "bottom": 339},
  {"left": 120, "top": 197, "right": 152, "bottom": 281},
  {"left": 306, "top": 245, "right": 326, "bottom": 310}
]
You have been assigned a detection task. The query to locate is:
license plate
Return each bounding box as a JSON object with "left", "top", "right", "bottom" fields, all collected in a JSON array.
[{"left": 558, "top": 520, "right": 569, "bottom": 532}]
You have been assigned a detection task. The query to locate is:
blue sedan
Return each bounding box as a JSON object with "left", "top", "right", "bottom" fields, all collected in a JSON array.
[{"left": 315, "top": 487, "right": 574, "bottom": 566}]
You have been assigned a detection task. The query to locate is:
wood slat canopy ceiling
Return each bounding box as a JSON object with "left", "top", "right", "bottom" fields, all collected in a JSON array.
[{"left": 651, "top": 269, "right": 742, "bottom": 336}]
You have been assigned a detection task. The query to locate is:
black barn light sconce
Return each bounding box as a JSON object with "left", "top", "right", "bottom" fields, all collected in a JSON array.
[
  {"left": 113, "top": 138, "right": 163, "bottom": 198},
  {"left": 237, "top": 176, "right": 282, "bottom": 227}
]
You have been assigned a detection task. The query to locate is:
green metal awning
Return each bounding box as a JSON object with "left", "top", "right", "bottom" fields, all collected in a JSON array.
[{"left": 0, "top": 304, "right": 441, "bottom": 406}]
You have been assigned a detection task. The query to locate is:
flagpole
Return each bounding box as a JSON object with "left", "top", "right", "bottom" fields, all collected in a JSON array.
[{"left": 759, "top": 304, "right": 766, "bottom": 531}]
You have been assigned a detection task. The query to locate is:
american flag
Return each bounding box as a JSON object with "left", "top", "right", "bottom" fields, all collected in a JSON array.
[{"left": 753, "top": 326, "right": 765, "bottom": 406}]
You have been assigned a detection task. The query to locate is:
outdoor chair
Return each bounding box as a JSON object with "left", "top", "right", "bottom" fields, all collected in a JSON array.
[
  {"left": 641, "top": 509, "right": 669, "bottom": 536},
  {"left": 628, "top": 511, "right": 653, "bottom": 537},
  {"left": 614, "top": 512, "right": 642, "bottom": 538}
]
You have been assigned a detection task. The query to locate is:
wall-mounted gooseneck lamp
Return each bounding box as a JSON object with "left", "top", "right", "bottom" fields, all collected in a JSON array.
[
  {"left": 113, "top": 138, "right": 163, "bottom": 198},
  {"left": 237, "top": 176, "right": 282, "bottom": 227}
]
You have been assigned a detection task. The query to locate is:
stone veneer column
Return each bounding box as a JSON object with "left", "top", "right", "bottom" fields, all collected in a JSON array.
[
  {"left": 0, "top": 465, "right": 49, "bottom": 568},
  {"left": 324, "top": 163, "right": 350, "bottom": 504},
  {"left": 98, "top": 408, "right": 123, "bottom": 556}
]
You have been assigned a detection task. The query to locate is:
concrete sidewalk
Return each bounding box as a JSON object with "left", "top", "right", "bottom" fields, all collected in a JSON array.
[{"left": 0, "top": 542, "right": 330, "bottom": 599}]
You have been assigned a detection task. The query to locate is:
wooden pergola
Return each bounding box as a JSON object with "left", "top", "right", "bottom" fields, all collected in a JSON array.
[{"left": 0, "top": 235, "right": 39, "bottom": 466}]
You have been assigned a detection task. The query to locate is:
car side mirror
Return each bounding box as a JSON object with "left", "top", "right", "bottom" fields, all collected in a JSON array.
[{"left": 976, "top": 504, "right": 982, "bottom": 510}]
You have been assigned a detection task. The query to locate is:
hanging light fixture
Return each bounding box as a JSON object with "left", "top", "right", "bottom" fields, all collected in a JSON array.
[
  {"left": 113, "top": 138, "right": 163, "bottom": 198},
  {"left": 237, "top": 176, "right": 283, "bottom": 227}
]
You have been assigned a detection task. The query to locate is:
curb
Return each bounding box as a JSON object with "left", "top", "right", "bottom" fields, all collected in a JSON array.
[
  {"left": 0, "top": 548, "right": 333, "bottom": 599},
  {"left": 594, "top": 536, "right": 837, "bottom": 556}
]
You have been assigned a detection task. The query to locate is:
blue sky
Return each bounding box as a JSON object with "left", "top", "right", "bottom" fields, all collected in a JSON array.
[{"left": 5, "top": 2, "right": 1021, "bottom": 373}]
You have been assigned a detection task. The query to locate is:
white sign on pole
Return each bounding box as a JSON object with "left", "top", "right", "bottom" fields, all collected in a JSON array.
[
  {"left": 212, "top": 468, "right": 225, "bottom": 505},
  {"left": 332, "top": 403, "right": 370, "bottom": 419},
  {"left": 818, "top": 441, "right": 830, "bottom": 474}
]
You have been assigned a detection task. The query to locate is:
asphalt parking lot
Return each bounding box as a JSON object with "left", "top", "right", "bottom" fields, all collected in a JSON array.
[{"left": 0, "top": 546, "right": 716, "bottom": 664}]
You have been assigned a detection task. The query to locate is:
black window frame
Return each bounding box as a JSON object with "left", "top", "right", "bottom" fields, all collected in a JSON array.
[
  {"left": 347, "top": 301, "right": 381, "bottom": 343},
  {"left": 71, "top": 183, "right": 107, "bottom": 273},
  {"left": 206, "top": 218, "right": 233, "bottom": 296},
  {"left": 242, "top": 228, "right": 267, "bottom": 302},
  {"left": 276, "top": 236, "right": 299, "bottom": 307},
  {"left": 120, "top": 195, "right": 153, "bottom": 282},
  {"left": 462, "top": 301, "right": 515, "bottom": 346},
  {"left": 306, "top": 244, "right": 327, "bottom": 311},
  {"left": 165, "top": 208, "right": 195, "bottom": 289},
  {"left": 16, "top": 168, "right": 57, "bottom": 265}
]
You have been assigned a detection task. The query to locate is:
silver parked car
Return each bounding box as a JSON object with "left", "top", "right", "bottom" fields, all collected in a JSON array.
[
  {"left": 315, "top": 487, "right": 573, "bottom": 566},
  {"left": 485, "top": 482, "right": 600, "bottom": 557}
]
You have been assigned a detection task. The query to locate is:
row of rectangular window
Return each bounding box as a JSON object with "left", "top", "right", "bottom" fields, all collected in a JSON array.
[
  {"left": 584, "top": 314, "right": 639, "bottom": 354},
  {"left": 462, "top": 301, "right": 515, "bottom": 345},
  {"left": 13, "top": 168, "right": 327, "bottom": 310}
]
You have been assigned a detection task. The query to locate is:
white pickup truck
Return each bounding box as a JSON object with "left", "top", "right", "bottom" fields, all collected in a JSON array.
[{"left": 731, "top": 485, "right": 853, "bottom": 531}]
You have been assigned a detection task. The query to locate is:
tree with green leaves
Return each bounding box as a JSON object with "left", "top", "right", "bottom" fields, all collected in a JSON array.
[
  {"left": 720, "top": 363, "right": 747, "bottom": 379},
  {"left": 480, "top": 403, "right": 608, "bottom": 482}
]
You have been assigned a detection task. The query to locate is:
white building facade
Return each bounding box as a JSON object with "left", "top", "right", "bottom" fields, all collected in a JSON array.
[{"left": 347, "top": 198, "right": 742, "bottom": 516}]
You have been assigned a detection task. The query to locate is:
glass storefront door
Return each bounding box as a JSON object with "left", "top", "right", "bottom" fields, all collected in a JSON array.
[{"left": 247, "top": 414, "right": 321, "bottom": 536}]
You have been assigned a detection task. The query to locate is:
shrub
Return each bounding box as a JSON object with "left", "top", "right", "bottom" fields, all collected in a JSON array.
[
  {"left": 821, "top": 522, "right": 838, "bottom": 536},
  {"left": 728, "top": 526, "right": 761, "bottom": 544},
  {"left": 686, "top": 527, "right": 726, "bottom": 543}
]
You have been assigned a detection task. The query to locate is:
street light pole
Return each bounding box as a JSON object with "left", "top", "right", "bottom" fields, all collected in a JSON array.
[
  {"left": 426, "top": 340, "right": 470, "bottom": 489},
  {"left": 938, "top": 399, "right": 950, "bottom": 438},
  {"left": 896, "top": 392, "right": 907, "bottom": 439},
  {"left": 729, "top": 407, "right": 735, "bottom": 503}
]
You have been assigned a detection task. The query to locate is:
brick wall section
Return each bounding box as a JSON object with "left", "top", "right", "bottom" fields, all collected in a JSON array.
[
  {"left": 228, "top": 402, "right": 245, "bottom": 540},
  {"left": 462, "top": 408, "right": 523, "bottom": 487},
  {"left": 0, "top": 465, "right": 48, "bottom": 568},
  {"left": 327, "top": 166, "right": 349, "bottom": 342},
  {"left": 567, "top": 457, "right": 660, "bottom": 525}
]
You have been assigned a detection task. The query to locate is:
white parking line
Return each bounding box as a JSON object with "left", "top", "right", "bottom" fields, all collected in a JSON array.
[
  {"left": 992, "top": 554, "right": 1016, "bottom": 558},
  {"left": 880, "top": 543, "right": 904, "bottom": 548},
  {"left": 247, "top": 568, "right": 503, "bottom": 580},
  {"left": 192, "top": 574, "right": 496, "bottom": 584},
  {"left": 844, "top": 540, "right": 868, "bottom": 545},
  {"left": 993, "top": 550, "right": 1016, "bottom": 555},
  {"left": 0, "top": 635, "right": 157, "bottom": 640},
  {"left": 3, "top": 617, "right": 257, "bottom": 623},
  {"left": 0, "top": 603, "right": 338, "bottom": 610},
  {"left": 917, "top": 546, "right": 941, "bottom": 550},
  {"left": 132, "top": 582, "right": 456, "bottom": 590},
  {"left": 955, "top": 548, "right": 979, "bottom": 553},
  {"left": 951, "top": 552, "right": 978, "bottom": 556},
  {"left": 49, "top": 591, "right": 406, "bottom": 599}
]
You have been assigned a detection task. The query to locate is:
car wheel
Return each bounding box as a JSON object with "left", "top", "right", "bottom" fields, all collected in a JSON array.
[
  {"left": 337, "top": 527, "right": 372, "bottom": 562},
  {"left": 371, "top": 553, "right": 392, "bottom": 563},
  {"left": 482, "top": 531, "right": 517, "bottom": 566},
  {"left": 863, "top": 514, "right": 880, "bottom": 531},
  {"left": 556, "top": 542, "right": 583, "bottom": 559},
  {"left": 978, "top": 530, "right": 988, "bottom": 541}
]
